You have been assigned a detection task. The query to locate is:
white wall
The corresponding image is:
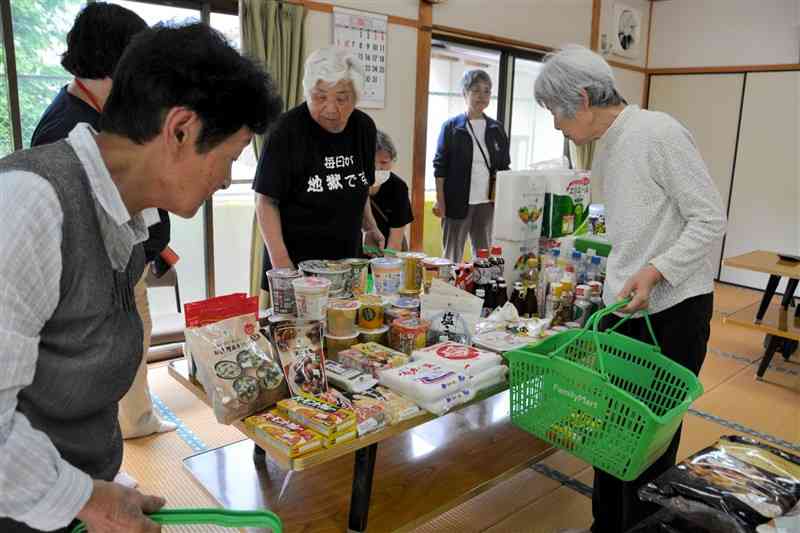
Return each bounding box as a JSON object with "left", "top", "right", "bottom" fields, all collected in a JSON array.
[
  {"left": 305, "top": 9, "right": 418, "bottom": 185},
  {"left": 312, "top": 0, "right": 419, "bottom": 20},
  {"left": 650, "top": 0, "right": 800, "bottom": 68},
  {"left": 612, "top": 66, "right": 644, "bottom": 107},
  {"left": 600, "top": 0, "right": 650, "bottom": 68},
  {"left": 432, "top": 0, "right": 593, "bottom": 49}
]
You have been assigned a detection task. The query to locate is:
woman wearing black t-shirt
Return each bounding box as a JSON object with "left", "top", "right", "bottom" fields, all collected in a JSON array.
[
  {"left": 369, "top": 130, "right": 413, "bottom": 251},
  {"left": 254, "top": 47, "right": 384, "bottom": 283}
]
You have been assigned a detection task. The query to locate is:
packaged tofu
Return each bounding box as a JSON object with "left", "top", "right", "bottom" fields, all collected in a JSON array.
[
  {"left": 412, "top": 341, "right": 503, "bottom": 376},
  {"left": 185, "top": 295, "right": 288, "bottom": 424},
  {"left": 272, "top": 321, "right": 328, "bottom": 396},
  {"left": 325, "top": 360, "right": 378, "bottom": 393},
  {"left": 243, "top": 410, "right": 323, "bottom": 457},
  {"left": 349, "top": 386, "right": 421, "bottom": 425},
  {"left": 492, "top": 170, "right": 546, "bottom": 241},
  {"left": 541, "top": 170, "right": 591, "bottom": 238},
  {"left": 318, "top": 388, "right": 386, "bottom": 437},
  {"left": 277, "top": 395, "right": 356, "bottom": 438},
  {"left": 378, "top": 361, "right": 468, "bottom": 403}
]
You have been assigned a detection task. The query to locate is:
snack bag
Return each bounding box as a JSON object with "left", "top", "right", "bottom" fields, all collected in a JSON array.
[
  {"left": 272, "top": 321, "right": 328, "bottom": 396},
  {"left": 640, "top": 436, "right": 800, "bottom": 533},
  {"left": 185, "top": 295, "right": 287, "bottom": 424}
]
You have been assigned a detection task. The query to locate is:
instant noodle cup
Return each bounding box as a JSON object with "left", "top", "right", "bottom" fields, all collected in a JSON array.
[
  {"left": 344, "top": 258, "right": 370, "bottom": 297},
  {"left": 358, "top": 294, "right": 385, "bottom": 329},
  {"left": 266, "top": 268, "right": 303, "bottom": 316},
  {"left": 292, "top": 276, "right": 331, "bottom": 321},
  {"left": 298, "top": 260, "right": 351, "bottom": 297},
  {"left": 357, "top": 325, "right": 389, "bottom": 345},
  {"left": 324, "top": 332, "right": 359, "bottom": 360},
  {"left": 326, "top": 299, "right": 360, "bottom": 337},
  {"left": 423, "top": 257, "right": 453, "bottom": 291},
  {"left": 399, "top": 252, "right": 427, "bottom": 293},
  {"left": 370, "top": 257, "right": 403, "bottom": 295},
  {"left": 389, "top": 317, "right": 431, "bottom": 355}
]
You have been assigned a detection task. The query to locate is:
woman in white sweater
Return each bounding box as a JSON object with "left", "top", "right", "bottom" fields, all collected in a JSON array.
[{"left": 534, "top": 46, "right": 726, "bottom": 533}]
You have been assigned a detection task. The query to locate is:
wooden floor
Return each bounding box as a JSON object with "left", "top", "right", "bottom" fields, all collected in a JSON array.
[{"left": 123, "top": 283, "right": 800, "bottom": 532}]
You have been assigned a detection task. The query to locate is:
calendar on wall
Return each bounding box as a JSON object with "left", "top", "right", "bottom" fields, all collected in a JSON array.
[{"left": 332, "top": 7, "right": 387, "bottom": 109}]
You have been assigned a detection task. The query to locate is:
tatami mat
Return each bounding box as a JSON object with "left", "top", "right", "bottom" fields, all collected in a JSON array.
[{"left": 125, "top": 284, "right": 799, "bottom": 532}]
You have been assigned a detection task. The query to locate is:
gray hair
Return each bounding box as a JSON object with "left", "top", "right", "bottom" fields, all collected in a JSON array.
[
  {"left": 460, "top": 69, "right": 492, "bottom": 96},
  {"left": 375, "top": 130, "right": 397, "bottom": 161},
  {"left": 303, "top": 46, "right": 364, "bottom": 102},
  {"left": 534, "top": 45, "right": 625, "bottom": 118}
]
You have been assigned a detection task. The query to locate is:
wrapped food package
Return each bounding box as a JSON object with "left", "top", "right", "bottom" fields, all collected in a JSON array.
[
  {"left": 243, "top": 410, "right": 323, "bottom": 458},
  {"left": 411, "top": 341, "right": 503, "bottom": 376},
  {"left": 318, "top": 388, "right": 386, "bottom": 437},
  {"left": 378, "top": 361, "right": 468, "bottom": 403},
  {"left": 324, "top": 360, "right": 378, "bottom": 394},
  {"left": 349, "top": 386, "right": 421, "bottom": 425},
  {"left": 277, "top": 395, "right": 356, "bottom": 438}
]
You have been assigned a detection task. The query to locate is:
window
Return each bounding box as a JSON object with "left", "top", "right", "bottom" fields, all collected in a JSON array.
[
  {"left": 11, "top": 0, "right": 84, "bottom": 148},
  {"left": 0, "top": 33, "right": 10, "bottom": 157}
]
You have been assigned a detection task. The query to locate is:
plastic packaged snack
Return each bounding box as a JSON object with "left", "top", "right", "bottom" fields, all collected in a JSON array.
[
  {"left": 185, "top": 296, "right": 288, "bottom": 424},
  {"left": 243, "top": 410, "right": 323, "bottom": 457},
  {"left": 272, "top": 321, "right": 328, "bottom": 396},
  {"left": 345, "top": 342, "right": 410, "bottom": 376},
  {"left": 639, "top": 436, "right": 800, "bottom": 533},
  {"left": 318, "top": 388, "right": 386, "bottom": 437},
  {"left": 378, "top": 361, "right": 468, "bottom": 403},
  {"left": 349, "top": 386, "right": 421, "bottom": 425},
  {"left": 277, "top": 395, "right": 356, "bottom": 437}
]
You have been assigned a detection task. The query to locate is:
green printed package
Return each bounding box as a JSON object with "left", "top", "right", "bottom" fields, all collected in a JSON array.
[{"left": 542, "top": 171, "right": 591, "bottom": 238}]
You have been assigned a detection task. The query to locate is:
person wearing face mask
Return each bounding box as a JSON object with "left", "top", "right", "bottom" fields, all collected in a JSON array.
[
  {"left": 368, "top": 130, "right": 413, "bottom": 251},
  {"left": 432, "top": 69, "right": 511, "bottom": 264},
  {"left": 255, "top": 47, "right": 383, "bottom": 288}
]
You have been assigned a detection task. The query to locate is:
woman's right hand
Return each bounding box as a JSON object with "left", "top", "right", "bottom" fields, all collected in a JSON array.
[{"left": 433, "top": 201, "right": 445, "bottom": 218}]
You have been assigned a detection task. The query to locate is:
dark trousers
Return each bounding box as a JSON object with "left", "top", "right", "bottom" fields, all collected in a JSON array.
[
  {"left": 0, "top": 518, "right": 75, "bottom": 533},
  {"left": 592, "top": 292, "right": 713, "bottom": 533}
]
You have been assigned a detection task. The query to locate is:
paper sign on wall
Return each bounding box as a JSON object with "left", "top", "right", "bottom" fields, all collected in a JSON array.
[{"left": 332, "top": 7, "right": 387, "bottom": 109}]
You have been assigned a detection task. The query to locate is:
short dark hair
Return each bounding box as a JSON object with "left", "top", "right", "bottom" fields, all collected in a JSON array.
[
  {"left": 100, "top": 23, "right": 283, "bottom": 153},
  {"left": 61, "top": 2, "right": 147, "bottom": 79}
]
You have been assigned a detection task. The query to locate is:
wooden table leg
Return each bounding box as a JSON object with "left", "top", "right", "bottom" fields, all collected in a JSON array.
[
  {"left": 756, "top": 275, "right": 781, "bottom": 321},
  {"left": 348, "top": 443, "right": 378, "bottom": 532},
  {"left": 757, "top": 334, "right": 783, "bottom": 379}
]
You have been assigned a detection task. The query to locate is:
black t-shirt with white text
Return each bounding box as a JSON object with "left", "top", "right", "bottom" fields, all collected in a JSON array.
[
  {"left": 371, "top": 173, "right": 413, "bottom": 242},
  {"left": 254, "top": 103, "right": 376, "bottom": 286}
]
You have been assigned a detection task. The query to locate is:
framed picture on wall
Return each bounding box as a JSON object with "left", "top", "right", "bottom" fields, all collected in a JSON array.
[{"left": 612, "top": 3, "right": 642, "bottom": 59}]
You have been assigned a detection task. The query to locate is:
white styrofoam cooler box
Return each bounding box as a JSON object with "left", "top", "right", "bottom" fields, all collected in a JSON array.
[{"left": 492, "top": 170, "right": 547, "bottom": 242}]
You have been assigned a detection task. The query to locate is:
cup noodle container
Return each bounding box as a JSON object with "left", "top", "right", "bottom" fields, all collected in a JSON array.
[
  {"left": 423, "top": 257, "right": 453, "bottom": 291},
  {"left": 494, "top": 238, "right": 540, "bottom": 288},
  {"left": 492, "top": 170, "right": 547, "bottom": 242},
  {"left": 344, "top": 258, "right": 370, "bottom": 297},
  {"left": 398, "top": 252, "right": 427, "bottom": 293},
  {"left": 298, "top": 260, "right": 351, "bottom": 298},
  {"left": 266, "top": 268, "right": 303, "bottom": 316},
  {"left": 370, "top": 257, "right": 403, "bottom": 295},
  {"left": 326, "top": 299, "right": 360, "bottom": 336},
  {"left": 291, "top": 276, "right": 331, "bottom": 321}
]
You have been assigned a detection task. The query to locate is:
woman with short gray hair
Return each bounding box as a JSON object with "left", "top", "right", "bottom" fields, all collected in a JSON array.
[
  {"left": 433, "top": 68, "right": 510, "bottom": 264},
  {"left": 254, "top": 46, "right": 384, "bottom": 288},
  {"left": 368, "top": 130, "right": 413, "bottom": 251},
  {"left": 538, "top": 46, "right": 726, "bottom": 533}
]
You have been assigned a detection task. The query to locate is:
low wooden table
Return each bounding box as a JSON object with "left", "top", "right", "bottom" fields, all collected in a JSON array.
[
  {"left": 169, "top": 360, "right": 552, "bottom": 532},
  {"left": 723, "top": 251, "right": 800, "bottom": 377}
]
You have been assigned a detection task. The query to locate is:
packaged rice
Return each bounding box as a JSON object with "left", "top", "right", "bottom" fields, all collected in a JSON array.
[
  {"left": 416, "top": 388, "right": 475, "bottom": 416},
  {"left": 325, "top": 360, "right": 378, "bottom": 393},
  {"left": 639, "top": 436, "right": 800, "bottom": 533},
  {"left": 350, "top": 386, "right": 421, "bottom": 425},
  {"left": 277, "top": 395, "right": 356, "bottom": 437},
  {"left": 318, "top": 388, "right": 386, "bottom": 437},
  {"left": 411, "top": 341, "right": 503, "bottom": 376},
  {"left": 470, "top": 365, "right": 508, "bottom": 393},
  {"left": 243, "top": 410, "right": 322, "bottom": 458},
  {"left": 272, "top": 321, "right": 328, "bottom": 396},
  {"left": 185, "top": 295, "right": 288, "bottom": 424},
  {"left": 378, "top": 361, "right": 468, "bottom": 403}
]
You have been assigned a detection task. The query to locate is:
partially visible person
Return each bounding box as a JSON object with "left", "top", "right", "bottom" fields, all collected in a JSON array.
[
  {"left": 255, "top": 46, "right": 383, "bottom": 292},
  {"left": 432, "top": 69, "right": 510, "bottom": 264},
  {"left": 0, "top": 22, "right": 282, "bottom": 533},
  {"left": 31, "top": 2, "right": 175, "bottom": 444},
  {"left": 535, "top": 45, "right": 726, "bottom": 533},
  {"left": 368, "top": 130, "right": 413, "bottom": 251}
]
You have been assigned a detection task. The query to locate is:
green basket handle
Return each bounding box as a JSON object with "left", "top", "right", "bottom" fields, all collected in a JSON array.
[
  {"left": 70, "top": 508, "right": 282, "bottom": 533},
  {"left": 363, "top": 245, "right": 400, "bottom": 257}
]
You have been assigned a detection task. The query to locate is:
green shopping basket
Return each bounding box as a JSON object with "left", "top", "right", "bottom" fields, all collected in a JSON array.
[
  {"left": 506, "top": 300, "right": 703, "bottom": 481},
  {"left": 71, "top": 508, "right": 282, "bottom": 533}
]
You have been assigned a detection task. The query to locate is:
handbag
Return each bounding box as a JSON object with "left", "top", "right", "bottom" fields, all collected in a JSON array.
[{"left": 466, "top": 118, "right": 496, "bottom": 201}]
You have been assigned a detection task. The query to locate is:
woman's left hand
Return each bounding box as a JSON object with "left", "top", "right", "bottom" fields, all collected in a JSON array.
[
  {"left": 617, "top": 265, "right": 663, "bottom": 313},
  {"left": 364, "top": 228, "right": 386, "bottom": 250}
]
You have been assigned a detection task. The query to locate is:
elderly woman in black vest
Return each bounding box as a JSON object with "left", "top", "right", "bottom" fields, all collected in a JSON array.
[{"left": 432, "top": 69, "right": 511, "bottom": 263}]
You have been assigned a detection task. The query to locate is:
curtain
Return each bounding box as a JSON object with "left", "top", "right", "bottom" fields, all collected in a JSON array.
[{"left": 240, "top": 0, "right": 306, "bottom": 304}]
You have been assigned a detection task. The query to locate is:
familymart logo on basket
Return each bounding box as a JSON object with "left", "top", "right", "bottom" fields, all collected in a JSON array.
[{"left": 553, "top": 384, "right": 599, "bottom": 410}]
